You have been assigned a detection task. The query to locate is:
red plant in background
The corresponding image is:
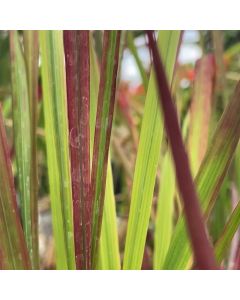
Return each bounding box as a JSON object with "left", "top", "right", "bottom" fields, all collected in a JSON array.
[{"left": 117, "top": 83, "right": 135, "bottom": 127}]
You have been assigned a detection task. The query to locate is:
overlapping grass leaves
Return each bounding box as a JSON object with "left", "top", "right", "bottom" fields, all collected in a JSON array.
[
  {"left": 164, "top": 82, "right": 240, "bottom": 269},
  {"left": 123, "top": 31, "right": 180, "bottom": 270}
]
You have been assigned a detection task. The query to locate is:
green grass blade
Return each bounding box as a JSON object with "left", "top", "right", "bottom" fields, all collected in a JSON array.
[
  {"left": 91, "top": 31, "right": 121, "bottom": 267},
  {"left": 0, "top": 105, "right": 30, "bottom": 269},
  {"left": 153, "top": 151, "right": 175, "bottom": 269},
  {"left": 10, "top": 30, "right": 35, "bottom": 266},
  {"left": 90, "top": 35, "right": 120, "bottom": 269},
  {"left": 234, "top": 144, "right": 240, "bottom": 193},
  {"left": 209, "top": 177, "right": 230, "bottom": 242},
  {"left": 164, "top": 82, "right": 240, "bottom": 269},
  {"left": 123, "top": 31, "right": 180, "bottom": 270},
  {"left": 98, "top": 160, "right": 121, "bottom": 269},
  {"left": 40, "top": 30, "right": 75, "bottom": 270},
  {"left": 214, "top": 201, "right": 240, "bottom": 263},
  {"left": 90, "top": 33, "right": 100, "bottom": 155},
  {"left": 23, "top": 30, "right": 39, "bottom": 269},
  {"left": 127, "top": 31, "right": 148, "bottom": 91}
]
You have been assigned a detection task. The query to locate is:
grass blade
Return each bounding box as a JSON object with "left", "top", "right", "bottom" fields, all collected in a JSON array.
[
  {"left": 98, "top": 160, "right": 121, "bottom": 269},
  {"left": 23, "top": 30, "right": 39, "bottom": 269},
  {"left": 127, "top": 31, "right": 148, "bottom": 91},
  {"left": 153, "top": 151, "right": 175, "bottom": 269},
  {"left": 123, "top": 31, "right": 180, "bottom": 270},
  {"left": 164, "top": 81, "right": 240, "bottom": 269},
  {"left": 10, "top": 30, "right": 36, "bottom": 267},
  {"left": 64, "top": 30, "right": 91, "bottom": 269},
  {"left": 147, "top": 30, "right": 217, "bottom": 270},
  {"left": 91, "top": 31, "right": 121, "bottom": 267},
  {"left": 40, "top": 30, "right": 75, "bottom": 269},
  {"left": 0, "top": 105, "right": 30, "bottom": 269},
  {"left": 188, "top": 55, "right": 215, "bottom": 175},
  {"left": 90, "top": 35, "right": 121, "bottom": 269},
  {"left": 214, "top": 201, "right": 240, "bottom": 263}
]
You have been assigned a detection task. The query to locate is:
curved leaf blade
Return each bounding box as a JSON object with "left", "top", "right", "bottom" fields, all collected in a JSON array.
[{"left": 164, "top": 82, "right": 240, "bottom": 269}]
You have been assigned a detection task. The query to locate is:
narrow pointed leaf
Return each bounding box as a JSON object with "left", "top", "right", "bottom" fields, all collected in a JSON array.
[
  {"left": 127, "top": 31, "right": 148, "bottom": 91},
  {"left": 98, "top": 160, "right": 121, "bottom": 269},
  {"left": 153, "top": 151, "right": 175, "bottom": 269},
  {"left": 123, "top": 31, "right": 180, "bottom": 270},
  {"left": 23, "top": 30, "right": 39, "bottom": 269},
  {"left": 40, "top": 30, "right": 75, "bottom": 270},
  {"left": 64, "top": 30, "right": 91, "bottom": 269},
  {"left": 10, "top": 30, "right": 35, "bottom": 267},
  {"left": 90, "top": 35, "right": 120, "bottom": 269},
  {"left": 147, "top": 30, "right": 217, "bottom": 270},
  {"left": 164, "top": 81, "right": 240, "bottom": 269},
  {"left": 91, "top": 31, "right": 121, "bottom": 267}
]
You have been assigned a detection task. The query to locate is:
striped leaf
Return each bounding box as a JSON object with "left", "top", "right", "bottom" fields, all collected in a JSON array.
[
  {"left": 10, "top": 30, "right": 36, "bottom": 267},
  {"left": 23, "top": 30, "right": 39, "bottom": 269},
  {"left": 40, "top": 30, "right": 75, "bottom": 270}
]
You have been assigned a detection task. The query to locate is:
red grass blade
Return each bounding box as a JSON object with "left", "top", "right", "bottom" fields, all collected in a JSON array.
[
  {"left": 64, "top": 30, "right": 91, "bottom": 269},
  {"left": 147, "top": 30, "right": 218, "bottom": 270}
]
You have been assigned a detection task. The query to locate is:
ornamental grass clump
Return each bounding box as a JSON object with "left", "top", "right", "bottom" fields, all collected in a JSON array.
[{"left": 0, "top": 30, "right": 239, "bottom": 270}]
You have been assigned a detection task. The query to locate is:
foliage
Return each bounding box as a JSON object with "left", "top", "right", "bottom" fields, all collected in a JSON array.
[{"left": 0, "top": 30, "right": 239, "bottom": 269}]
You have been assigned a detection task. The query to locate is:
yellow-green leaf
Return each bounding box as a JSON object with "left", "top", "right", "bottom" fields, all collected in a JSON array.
[
  {"left": 40, "top": 30, "right": 75, "bottom": 270},
  {"left": 123, "top": 31, "right": 180, "bottom": 270}
]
